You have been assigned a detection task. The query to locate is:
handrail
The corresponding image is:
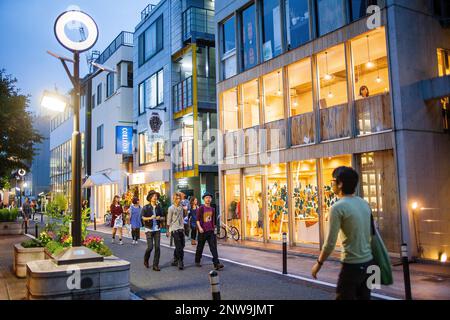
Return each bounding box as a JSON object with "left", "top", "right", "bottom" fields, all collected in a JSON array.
[
  {"left": 95, "top": 31, "right": 133, "bottom": 65},
  {"left": 141, "top": 4, "right": 157, "bottom": 21}
]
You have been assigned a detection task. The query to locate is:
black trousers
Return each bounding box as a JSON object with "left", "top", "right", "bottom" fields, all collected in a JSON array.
[
  {"left": 336, "top": 260, "right": 375, "bottom": 300},
  {"left": 195, "top": 231, "right": 220, "bottom": 265},
  {"left": 172, "top": 229, "right": 185, "bottom": 263},
  {"left": 144, "top": 231, "right": 161, "bottom": 267},
  {"left": 131, "top": 228, "right": 140, "bottom": 241},
  {"left": 190, "top": 226, "right": 197, "bottom": 240}
]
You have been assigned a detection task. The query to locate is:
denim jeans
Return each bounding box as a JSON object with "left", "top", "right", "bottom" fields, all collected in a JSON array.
[
  {"left": 144, "top": 231, "right": 161, "bottom": 267},
  {"left": 132, "top": 228, "right": 140, "bottom": 241},
  {"left": 172, "top": 229, "right": 185, "bottom": 263}
]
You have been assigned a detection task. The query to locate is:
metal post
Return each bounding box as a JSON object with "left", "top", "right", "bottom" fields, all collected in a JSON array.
[
  {"left": 24, "top": 221, "right": 28, "bottom": 235},
  {"left": 94, "top": 216, "right": 97, "bottom": 231},
  {"left": 209, "top": 270, "right": 221, "bottom": 300},
  {"left": 71, "top": 51, "right": 82, "bottom": 247},
  {"left": 41, "top": 212, "right": 43, "bottom": 223},
  {"left": 282, "top": 232, "right": 287, "bottom": 275},
  {"left": 35, "top": 223, "right": 39, "bottom": 238},
  {"left": 401, "top": 243, "right": 413, "bottom": 300}
]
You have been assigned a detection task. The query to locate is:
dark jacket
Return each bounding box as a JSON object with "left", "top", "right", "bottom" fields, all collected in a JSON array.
[{"left": 141, "top": 203, "right": 164, "bottom": 229}]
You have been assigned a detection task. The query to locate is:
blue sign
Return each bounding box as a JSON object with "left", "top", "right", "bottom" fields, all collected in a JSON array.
[{"left": 116, "top": 126, "right": 133, "bottom": 154}]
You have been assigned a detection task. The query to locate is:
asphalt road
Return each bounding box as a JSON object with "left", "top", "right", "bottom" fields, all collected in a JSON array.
[{"left": 91, "top": 231, "right": 335, "bottom": 300}]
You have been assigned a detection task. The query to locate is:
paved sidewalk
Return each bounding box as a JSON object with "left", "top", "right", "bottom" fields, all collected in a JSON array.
[{"left": 90, "top": 224, "right": 450, "bottom": 300}]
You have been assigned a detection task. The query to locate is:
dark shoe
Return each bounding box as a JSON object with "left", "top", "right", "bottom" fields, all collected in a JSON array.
[
  {"left": 178, "top": 261, "right": 184, "bottom": 270},
  {"left": 195, "top": 262, "right": 202, "bottom": 267},
  {"left": 153, "top": 266, "right": 161, "bottom": 271},
  {"left": 214, "top": 263, "right": 224, "bottom": 270},
  {"left": 144, "top": 261, "right": 149, "bottom": 269}
]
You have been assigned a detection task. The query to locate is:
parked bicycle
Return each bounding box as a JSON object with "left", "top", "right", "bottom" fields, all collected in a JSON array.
[
  {"left": 217, "top": 214, "right": 240, "bottom": 241},
  {"left": 104, "top": 212, "right": 112, "bottom": 226}
]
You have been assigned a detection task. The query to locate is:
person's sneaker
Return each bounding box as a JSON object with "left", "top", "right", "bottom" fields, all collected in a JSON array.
[
  {"left": 195, "top": 262, "right": 202, "bottom": 267},
  {"left": 214, "top": 263, "right": 224, "bottom": 270},
  {"left": 153, "top": 266, "right": 161, "bottom": 271},
  {"left": 178, "top": 261, "right": 184, "bottom": 270},
  {"left": 111, "top": 238, "right": 115, "bottom": 244},
  {"left": 119, "top": 240, "right": 123, "bottom": 245}
]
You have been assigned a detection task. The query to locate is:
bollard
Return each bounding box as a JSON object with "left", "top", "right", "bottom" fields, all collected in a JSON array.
[
  {"left": 24, "top": 221, "right": 28, "bottom": 235},
  {"left": 41, "top": 212, "right": 44, "bottom": 223},
  {"left": 35, "top": 223, "right": 39, "bottom": 238},
  {"left": 401, "top": 243, "right": 412, "bottom": 300},
  {"left": 209, "top": 270, "right": 221, "bottom": 300},
  {"left": 94, "top": 216, "right": 97, "bottom": 231},
  {"left": 282, "top": 232, "right": 287, "bottom": 275}
]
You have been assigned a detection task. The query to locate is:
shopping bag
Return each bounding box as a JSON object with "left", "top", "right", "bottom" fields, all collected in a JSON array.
[
  {"left": 371, "top": 214, "right": 394, "bottom": 285},
  {"left": 114, "top": 215, "right": 123, "bottom": 228}
]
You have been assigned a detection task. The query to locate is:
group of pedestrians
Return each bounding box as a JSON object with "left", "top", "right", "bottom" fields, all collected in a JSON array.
[{"left": 108, "top": 190, "right": 224, "bottom": 272}]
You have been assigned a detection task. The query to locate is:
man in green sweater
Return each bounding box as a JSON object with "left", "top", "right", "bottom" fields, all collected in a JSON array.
[{"left": 311, "top": 166, "right": 375, "bottom": 300}]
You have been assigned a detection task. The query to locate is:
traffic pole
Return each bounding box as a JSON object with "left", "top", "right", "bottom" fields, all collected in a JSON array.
[
  {"left": 209, "top": 270, "right": 221, "bottom": 300},
  {"left": 401, "top": 243, "right": 413, "bottom": 300},
  {"left": 282, "top": 232, "right": 288, "bottom": 275}
]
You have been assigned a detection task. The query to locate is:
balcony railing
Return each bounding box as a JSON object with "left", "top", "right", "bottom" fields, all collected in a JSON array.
[
  {"left": 290, "top": 112, "right": 315, "bottom": 146},
  {"left": 95, "top": 31, "right": 133, "bottom": 65},
  {"left": 197, "top": 76, "right": 216, "bottom": 104},
  {"left": 141, "top": 4, "right": 156, "bottom": 22},
  {"left": 182, "top": 6, "right": 214, "bottom": 42},
  {"left": 174, "top": 139, "right": 194, "bottom": 172},
  {"left": 173, "top": 76, "right": 193, "bottom": 113},
  {"left": 320, "top": 103, "right": 351, "bottom": 141},
  {"left": 356, "top": 93, "right": 392, "bottom": 136}
]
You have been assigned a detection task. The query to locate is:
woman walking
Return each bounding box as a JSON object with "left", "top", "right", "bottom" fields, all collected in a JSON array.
[
  {"left": 110, "top": 195, "right": 124, "bottom": 245},
  {"left": 128, "top": 197, "right": 142, "bottom": 245},
  {"left": 188, "top": 197, "right": 199, "bottom": 245},
  {"left": 142, "top": 190, "right": 163, "bottom": 271}
]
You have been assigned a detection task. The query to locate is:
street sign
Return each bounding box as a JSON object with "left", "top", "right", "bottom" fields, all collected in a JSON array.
[{"left": 115, "top": 126, "right": 133, "bottom": 155}]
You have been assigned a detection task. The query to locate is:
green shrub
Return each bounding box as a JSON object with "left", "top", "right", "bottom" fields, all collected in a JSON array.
[
  {"left": 0, "top": 208, "right": 19, "bottom": 222},
  {"left": 21, "top": 239, "right": 44, "bottom": 248},
  {"left": 45, "top": 240, "right": 65, "bottom": 256}
]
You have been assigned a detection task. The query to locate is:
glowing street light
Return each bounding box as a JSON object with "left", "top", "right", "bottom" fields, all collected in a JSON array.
[{"left": 40, "top": 90, "right": 68, "bottom": 113}]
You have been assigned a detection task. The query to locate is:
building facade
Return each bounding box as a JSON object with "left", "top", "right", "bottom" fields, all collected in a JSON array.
[
  {"left": 29, "top": 113, "right": 51, "bottom": 197},
  {"left": 132, "top": 0, "right": 218, "bottom": 205},
  {"left": 83, "top": 31, "right": 135, "bottom": 221},
  {"left": 215, "top": 0, "right": 450, "bottom": 261}
]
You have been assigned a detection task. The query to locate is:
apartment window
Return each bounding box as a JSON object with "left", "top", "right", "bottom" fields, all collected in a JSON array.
[
  {"left": 262, "top": 0, "right": 283, "bottom": 61},
  {"left": 139, "top": 69, "right": 164, "bottom": 115},
  {"left": 241, "top": 79, "right": 260, "bottom": 128},
  {"left": 127, "top": 62, "right": 133, "bottom": 87},
  {"left": 241, "top": 4, "right": 258, "bottom": 70},
  {"left": 92, "top": 94, "right": 96, "bottom": 109},
  {"left": 139, "top": 15, "right": 164, "bottom": 65},
  {"left": 221, "top": 16, "right": 237, "bottom": 79},
  {"left": 315, "top": 0, "right": 347, "bottom": 36},
  {"left": 285, "top": 0, "right": 311, "bottom": 50},
  {"left": 288, "top": 58, "right": 313, "bottom": 116},
  {"left": 106, "top": 72, "right": 114, "bottom": 97},
  {"left": 317, "top": 44, "right": 348, "bottom": 109},
  {"left": 139, "top": 131, "right": 164, "bottom": 165},
  {"left": 437, "top": 48, "right": 450, "bottom": 77},
  {"left": 351, "top": 28, "right": 390, "bottom": 99},
  {"left": 96, "top": 83, "right": 102, "bottom": 105},
  {"left": 222, "top": 88, "right": 239, "bottom": 132},
  {"left": 351, "top": 0, "right": 378, "bottom": 21},
  {"left": 96, "top": 125, "right": 104, "bottom": 150},
  {"left": 263, "top": 69, "right": 285, "bottom": 123}
]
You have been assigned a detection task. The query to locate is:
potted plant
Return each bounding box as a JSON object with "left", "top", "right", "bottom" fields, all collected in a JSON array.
[
  {"left": 13, "top": 238, "right": 45, "bottom": 278},
  {"left": 0, "top": 207, "right": 22, "bottom": 235}
]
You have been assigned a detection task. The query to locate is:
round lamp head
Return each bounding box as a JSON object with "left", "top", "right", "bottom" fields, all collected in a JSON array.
[{"left": 54, "top": 10, "right": 98, "bottom": 52}]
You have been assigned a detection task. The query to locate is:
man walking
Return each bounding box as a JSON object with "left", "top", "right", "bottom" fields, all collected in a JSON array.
[
  {"left": 167, "top": 192, "right": 185, "bottom": 270},
  {"left": 142, "top": 190, "right": 163, "bottom": 271},
  {"left": 195, "top": 192, "right": 224, "bottom": 270},
  {"left": 311, "top": 166, "right": 375, "bottom": 300}
]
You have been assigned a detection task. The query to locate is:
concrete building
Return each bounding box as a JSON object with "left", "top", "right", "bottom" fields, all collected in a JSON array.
[
  {"left": 215, "top": 0, "right": 450, "bottom": 261},
  {"left": 30, "top": 113, "right": 51, "bottom": 197},
  {"left": 131, "top": 0, "right": 218, "bottom": 204},
  {"left": 83, "top": 31, "right": 135, "bottom": 222}
]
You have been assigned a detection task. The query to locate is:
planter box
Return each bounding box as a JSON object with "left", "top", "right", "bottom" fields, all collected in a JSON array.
[
  {"left": 14, "top": 243, "right": 45, "bottom": 278},
  {"left": 0, "top": 221, "right": 23, "bottom": 236}
]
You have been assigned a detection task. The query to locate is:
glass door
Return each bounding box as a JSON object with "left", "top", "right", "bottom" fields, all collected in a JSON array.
[{"left": 244, "top": 167, "right": 263, "bottom": 241}]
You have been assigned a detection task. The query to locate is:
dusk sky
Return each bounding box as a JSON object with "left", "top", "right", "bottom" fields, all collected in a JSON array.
[{"left": 0, "top": 0, "right": 158, "bottom": 114}]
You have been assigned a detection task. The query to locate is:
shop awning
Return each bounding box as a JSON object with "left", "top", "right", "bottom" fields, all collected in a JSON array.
[{"left": 82, "top": 173, "right": 115, "bottom": 188}]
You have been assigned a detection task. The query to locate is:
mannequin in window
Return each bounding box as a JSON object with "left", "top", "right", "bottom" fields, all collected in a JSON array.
[{"left": 359, "top": 85, "right": 370, "bottom": 98}]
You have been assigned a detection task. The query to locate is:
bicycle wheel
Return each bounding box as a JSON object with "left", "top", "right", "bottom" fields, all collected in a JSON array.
[
  {"left": 218, "top": 226, "right": 227, "bottom": 240},
  {"left": 230, "top": 226, "right": 240, "bottom": 241}
]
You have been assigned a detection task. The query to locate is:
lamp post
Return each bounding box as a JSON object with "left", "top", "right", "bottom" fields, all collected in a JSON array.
[{"left": 42, "top": 10, "right": 100, "bottom": 252}]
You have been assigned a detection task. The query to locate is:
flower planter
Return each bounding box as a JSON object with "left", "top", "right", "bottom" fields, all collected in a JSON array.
[
  {"left": 0, "top": 221, "right": 23, "bottom": 235},
  {"left": 13, "top": 243, "right": 45, "bottom": 278}
]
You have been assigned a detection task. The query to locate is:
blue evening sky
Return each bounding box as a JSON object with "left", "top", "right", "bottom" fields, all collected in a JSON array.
[{"left": 0, "top": 0, "right": 157, "bottom": 114}]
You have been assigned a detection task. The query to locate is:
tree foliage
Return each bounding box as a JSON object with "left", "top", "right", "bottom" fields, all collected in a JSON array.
[{"left": 0, "top": 69, "right": 43, "bottom": 187}]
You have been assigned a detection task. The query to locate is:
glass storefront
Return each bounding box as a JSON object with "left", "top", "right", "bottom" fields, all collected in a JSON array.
[
  {"left": 292, "top": 160, "right": 319, "bottom": 245},
  {"left": 244, "top": 167, "right": 264, "bottom": 240},
  {"left": 224, "top": 172, "right": 241, "bottom": 232},
  {"left": 241, "top": 79, "right": 260, "bottom": 129},
  {"left": 263, "top": 69, "right": 284, "bottom": 123},
  {"left": 267, "top": 164, "right": 288, "bottom": 241}
]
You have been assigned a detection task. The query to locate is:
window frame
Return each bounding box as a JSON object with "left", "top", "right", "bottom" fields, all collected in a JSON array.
[
  {"left": 138, "top": 68, "right": 164, "bottom": 116},
  {"left": 139, "top": 15, "right": 164, "bottom": 66},
  {"left": 96, "top": 124, "right": 104, "bottom": 151},
  {"left": 96, "top": 83, "right": 102, "bottom": 105},
  {"left": 138, "top": 130, "right": 164, "bottom": 166},
  {"left": 106, "top": 72, "right": 115, "bottom": 98}
]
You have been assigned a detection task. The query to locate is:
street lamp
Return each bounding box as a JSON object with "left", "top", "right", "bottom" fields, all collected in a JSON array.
[{"left": 41, "top": 10, "right": 102, "bottom": 264}]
